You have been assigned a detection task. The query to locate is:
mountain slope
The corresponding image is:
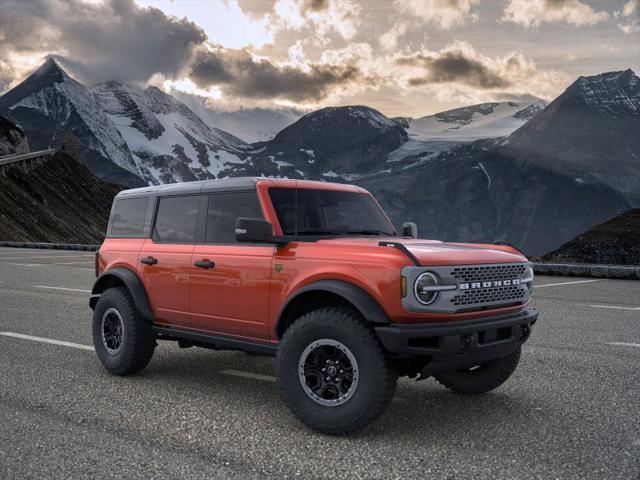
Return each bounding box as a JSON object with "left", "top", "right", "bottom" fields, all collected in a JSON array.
[
  {"left": 0, "top": 59, "right": 142, "bottom": 187},
  {"left": 503, "top": 69, "right": 640, "bottom": 203},
  {"left": 91, "top": 81, "right": 249, "bottom": 184},
  {"left": 0, "top": 116, "right": 29, "bottom": 155},
  {"left": 358, "top": 141, "right": 630, "bottom": 256},
  {"left": 541, "top": 209, "right": 640, "bottom": 265},
  {"left": 407, "top": 101, "right": 546, "bottom": 142},
  {"left": 0, "top": 150, "right": 121, "bottom": 243}
]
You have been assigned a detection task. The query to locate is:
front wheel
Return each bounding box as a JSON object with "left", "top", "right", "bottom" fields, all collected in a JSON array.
[
  {"left": 434, "top": 347, "right": 521, "bottom": 395},
  {"left": 276, "top": 307, "right": 397, "bottom": 435}
]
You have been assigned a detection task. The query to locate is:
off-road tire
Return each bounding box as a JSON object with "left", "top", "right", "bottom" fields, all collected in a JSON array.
[
  {"left": 276, "top": 307, "right": 397, "bottom": 435},
  {"left": 92, "top": 287, "right": 155, "bottom": 375},
  {"left": 434, "top": 347, "right": 521, "bottom": 395}
]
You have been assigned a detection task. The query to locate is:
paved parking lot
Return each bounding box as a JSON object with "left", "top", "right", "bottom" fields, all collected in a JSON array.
[{"left": 0, "top": 247, "right": 638, "bottom": 479}]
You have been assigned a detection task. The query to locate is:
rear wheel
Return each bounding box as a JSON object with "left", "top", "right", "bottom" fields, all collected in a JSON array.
[
  {"left": 92, "top": 287, "right": 155, "bottom": 375},
  {"left": 434, "top": 347, "right": 521, "bottom": 394},
  {"left": 276, "top": 307, "right": 397, "bottom": 435}
]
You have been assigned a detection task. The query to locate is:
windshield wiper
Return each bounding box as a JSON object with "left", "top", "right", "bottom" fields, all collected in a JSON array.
[
  {"left": 295, "top": 229, "right": 394, "bottom": 236},
  {"left": 345, "top": 230, "right": 395, "bottom": 236},
  {"left": 295, "top": 229, "right": 346, "bottom": 236}
]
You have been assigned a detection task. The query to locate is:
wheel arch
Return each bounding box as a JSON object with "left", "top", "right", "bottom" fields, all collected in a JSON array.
[
  {"left": 90, "top": 267, "right": 154, "bottom": 322},
  {"left": 275, "top": 280, "right": 390, "bottom": 339}
]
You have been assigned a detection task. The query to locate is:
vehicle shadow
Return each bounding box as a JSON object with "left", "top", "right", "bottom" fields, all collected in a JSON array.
[{"left": 123, "top": 345, "right": 543, "bottom": 440}]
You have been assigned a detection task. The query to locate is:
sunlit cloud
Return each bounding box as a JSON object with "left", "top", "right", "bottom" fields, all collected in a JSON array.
[
  {"left": 502, "top": 0, "right": 609, "bottom": 28},
  {"left": 395, "top": 0, "right": 479, "bottom": 30},
  {"left": 614, "top": 0, "right": 639, "bottom": 34},
  {"left": 273, "top": 0, "right": 361, "bottom": 40},
  {"left": 136, "top": 0, "right": 276, "bottom": 49}
]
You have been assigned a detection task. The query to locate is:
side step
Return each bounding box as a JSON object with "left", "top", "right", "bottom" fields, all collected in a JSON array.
[{"left": 152, "top": 326, "right": 278, "bottom": 356}]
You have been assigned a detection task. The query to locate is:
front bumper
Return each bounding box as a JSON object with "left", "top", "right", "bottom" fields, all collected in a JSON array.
[{"left": 375, "top": 308, "right": 538, "bottom": 375}]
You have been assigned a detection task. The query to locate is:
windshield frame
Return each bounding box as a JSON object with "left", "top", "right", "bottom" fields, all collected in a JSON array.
[{"left": 267, "top": 186, "right": 397, "bottom": 240}]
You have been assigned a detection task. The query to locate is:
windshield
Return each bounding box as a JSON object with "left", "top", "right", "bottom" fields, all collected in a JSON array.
[{"left": 269, "top": 188, "right": 396, "bottom": 237}]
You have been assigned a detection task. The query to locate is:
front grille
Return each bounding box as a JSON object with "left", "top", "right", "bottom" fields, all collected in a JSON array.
[
  {"left": 451, "top": 284, "right": 527, "bottom": 307},
  {"left": 451, "top": 264, "right": 527, "bottom": 283}
]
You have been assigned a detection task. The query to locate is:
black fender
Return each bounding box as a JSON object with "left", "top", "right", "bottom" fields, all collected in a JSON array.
[
  {"left": 90, "top": 267, "right": 154, "bottom": 321},
  {"left": 276, "top": 280, "right": 390, "bottom": 337}
]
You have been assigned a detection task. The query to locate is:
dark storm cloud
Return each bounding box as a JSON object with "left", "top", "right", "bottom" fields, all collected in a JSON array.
[
  {"left": 0, "top": 0, "right": 206, "bottom": 84},
  {"left": 190, "top": 47, "right": 361, "bottom": 102},
  {"left": 397, "top": 50, "right": 511, "bottom": 89}
]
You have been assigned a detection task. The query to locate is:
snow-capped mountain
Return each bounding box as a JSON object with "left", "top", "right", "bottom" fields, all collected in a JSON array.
[
  {"left": 91, "top": 82, "right": 248, "bottom": 184},
  {"left": 0, "top": 59, "right": 252, "bottom": 186},
  {"left": 221, "top": 105, "right": 408, "bottom": 181},
  {"left": 407, "top": 101, "right": 546, "bottom": 142},
  {"left": 0, "top": 59, "right": 142, "bottom": 186},
  {"left": 172, "top": 90, "right": 302, "bottom": 143},
  {"left": 504, "top": 69, "right": 640, "bottom": 203}
]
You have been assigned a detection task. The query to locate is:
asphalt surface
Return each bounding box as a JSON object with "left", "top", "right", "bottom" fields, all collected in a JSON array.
[{"left": 0, "top": 247, "right": 638, "bottom": 479}]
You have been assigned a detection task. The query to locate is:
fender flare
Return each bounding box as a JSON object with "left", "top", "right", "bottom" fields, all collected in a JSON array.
[
  {"left": 276, "top": 279, "right": 390, "bottom": 337},
  {"left": 90, "top": 267, "right": 154, "bottom": 322}
]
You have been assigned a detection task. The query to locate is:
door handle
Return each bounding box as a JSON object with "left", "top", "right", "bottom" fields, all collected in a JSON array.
[
  {"left": 194, "top": 259, "right": 215, "bottom": 269},
  {"left": 140, "top": 256, "right": 158, "bottom": 266}
]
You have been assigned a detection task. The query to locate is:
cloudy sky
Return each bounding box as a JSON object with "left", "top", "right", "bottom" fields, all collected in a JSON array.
[{"left": 0, "top": 0, "right": 638, "bottom": 117}]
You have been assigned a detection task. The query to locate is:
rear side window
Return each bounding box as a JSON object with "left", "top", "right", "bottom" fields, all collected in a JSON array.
[
  {"left": 153, "top": 195, "right": 201, "bottom": 243},
  {"left": 206, "top": 192, "right": 263, "bottom": 244},
  {"left": 110, "top": 197, "right": 150, "bottom": 238}
]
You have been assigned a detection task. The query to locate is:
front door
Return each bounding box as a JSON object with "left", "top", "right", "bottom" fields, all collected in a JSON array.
[
  {"left": 189, "top": 191, "right": 274, "bottom": 339},
  {"left": 138, "top": 194, "right": 203, "bottom": 328}
]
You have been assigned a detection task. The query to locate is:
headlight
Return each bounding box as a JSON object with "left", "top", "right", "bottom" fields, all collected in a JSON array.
[{"left": 414, "top": 272, "right": 439, "bottom": 305}]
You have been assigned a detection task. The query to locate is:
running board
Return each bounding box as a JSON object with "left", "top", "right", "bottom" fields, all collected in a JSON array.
[{"left": 152, "top": 326, "right": 278, "bottom": 356}]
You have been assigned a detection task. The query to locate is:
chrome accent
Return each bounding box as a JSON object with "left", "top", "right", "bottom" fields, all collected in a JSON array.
[{"left": 418, "top": 285, "right": 458, "bottom": 292}]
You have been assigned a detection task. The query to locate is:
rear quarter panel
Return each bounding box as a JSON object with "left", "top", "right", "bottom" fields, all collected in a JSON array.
[{"left": 98, "top": 238, "right": 145, "bottom": 274}]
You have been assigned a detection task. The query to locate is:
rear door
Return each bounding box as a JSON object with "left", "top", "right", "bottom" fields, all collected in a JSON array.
[
  {"left": 138, "top": 194, "right": 204, "bottom": 327},
  {"left": 189, "top": 191, "right": 274, "bottom": 339}
]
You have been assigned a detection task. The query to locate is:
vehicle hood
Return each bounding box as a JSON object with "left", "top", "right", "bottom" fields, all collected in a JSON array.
[{"left": 315, "top": 237, "right": 527, "bottom": 265}]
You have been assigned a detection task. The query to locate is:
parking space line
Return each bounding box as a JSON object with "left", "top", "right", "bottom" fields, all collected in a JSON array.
[
  {"left": 0, "top": 332, "right": 94, "bottom": 351},
  {"left": 34, "top": 285, "right": 92, "bottom": 293},
  {"left": 535, "top": 279, "right": 602, "bottom": 288},
  {"left": 220, "top": 369, "right": 276, "bottom": 383},
  {"left": 607, "top": 342, "right": 640, "bottom": 348},
  {"left": 589, "top": 304, "right": 640, "bottom": 311}
]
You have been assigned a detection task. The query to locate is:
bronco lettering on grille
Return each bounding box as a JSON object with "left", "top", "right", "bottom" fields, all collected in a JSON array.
[{"left": 459, "top": 279, "right": 520, "bottom": 290}]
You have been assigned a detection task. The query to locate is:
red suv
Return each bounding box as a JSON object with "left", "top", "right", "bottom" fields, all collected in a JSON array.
[{"left": 90, "top": 177, "right": 537, "bottom": 434}]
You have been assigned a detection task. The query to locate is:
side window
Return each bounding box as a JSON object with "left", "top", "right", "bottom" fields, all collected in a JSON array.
[
  {"left": 206, "top": 192, "right": 264, "bottom": 244},
  {"left": 153, "top": 195, "right": 200, "bottom": 243},
  {"left": 109, "top": 197, "right": 150, "bottom": 238}
]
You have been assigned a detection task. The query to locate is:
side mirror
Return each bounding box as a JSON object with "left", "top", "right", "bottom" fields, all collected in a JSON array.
[
  {"left": 235, "top": 218, "right": 275, "bottom": 243},
  {"left": 402, "top": 221, "right": 418, "bottom": 239}
]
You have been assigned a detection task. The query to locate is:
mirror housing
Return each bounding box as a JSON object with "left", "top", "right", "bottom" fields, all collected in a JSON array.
[
  {"left": 235, "top": 218, "right": 275, "bottom": 243},
  {"left": 402, "top": 221, "right": 418, "bottom": 239}
]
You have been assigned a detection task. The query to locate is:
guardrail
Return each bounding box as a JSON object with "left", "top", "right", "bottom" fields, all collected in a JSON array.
[
  {"left": 0, "top": 241, "right": 99, "bottom": 251},
  {"left": 0, "top": 148, "right": 57, "bottom": 170},
  {"left": 533, "top": 262, "right": 640, "bottom": 280}
]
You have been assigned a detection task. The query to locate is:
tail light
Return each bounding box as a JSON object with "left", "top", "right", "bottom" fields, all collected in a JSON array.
[{"left": 94, "top": 251, "right": 100, "bottom": 277}]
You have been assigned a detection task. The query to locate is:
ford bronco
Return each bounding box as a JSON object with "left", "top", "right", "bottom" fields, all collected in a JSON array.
[{"left": 90, "top": 177, "right": 538, "bottom": 434}]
